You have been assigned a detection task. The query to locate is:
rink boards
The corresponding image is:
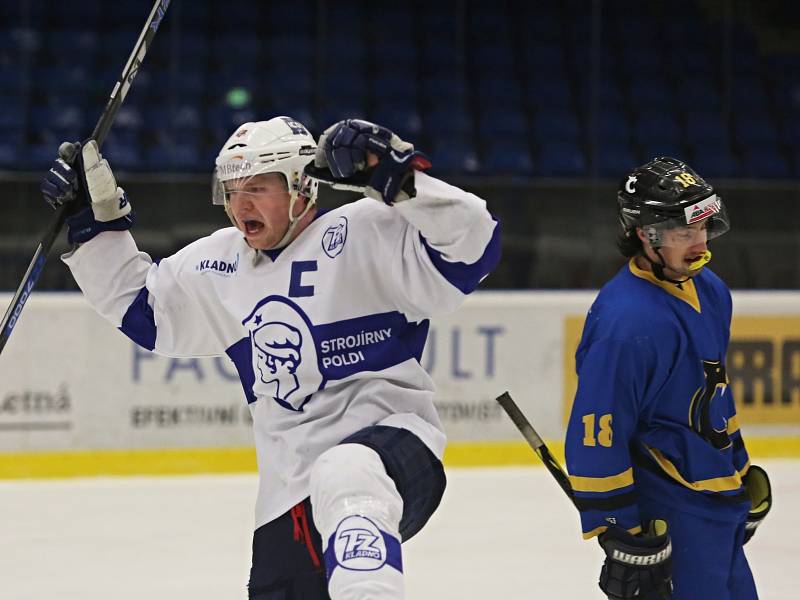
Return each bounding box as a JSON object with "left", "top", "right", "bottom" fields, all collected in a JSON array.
[{"left": 1, "top": 290, "right": 799, "bottom": 477}]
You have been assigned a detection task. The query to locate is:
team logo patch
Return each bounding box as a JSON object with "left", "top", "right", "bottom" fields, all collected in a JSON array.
[
  {"left": 322, "top": 216, "right": 348, "bottom": 258},
  {"left": 333, "top": 516, "right": 387, "bottom": 571},
  {"left": 195, "top": 253, "right": 239, "bottom": 276},
  {"left": 684, "top": 195, "right": 721, "bottom": 224},
  {"left": 242, "top": 297, "right": 322, "bottom": 411}
]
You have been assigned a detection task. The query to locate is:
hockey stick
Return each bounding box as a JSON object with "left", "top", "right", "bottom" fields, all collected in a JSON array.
[
  {"left": 0, "top": 0, "right": 171, "bottom": 356},
  {"left": 495, "top": 391, "right": 576, "bottom": 505}
]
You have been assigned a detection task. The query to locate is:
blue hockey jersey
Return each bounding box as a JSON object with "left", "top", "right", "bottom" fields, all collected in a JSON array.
[{"left": 565, "top": 259, "right": 751, "bottom": 539}]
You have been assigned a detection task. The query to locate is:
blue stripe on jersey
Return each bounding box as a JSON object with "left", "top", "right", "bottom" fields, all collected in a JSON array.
[
  {"left": 314, "top": 312, "right": 428, "bottom": 381},
  {"left": 119, "top": 287, "right": 157, "bottom": 351},
  {"left": 419, "top": 218, "right": 502, "bottom": 293},
  {"left": 226, "top": 337, "right": 257, "bottom": 404}
]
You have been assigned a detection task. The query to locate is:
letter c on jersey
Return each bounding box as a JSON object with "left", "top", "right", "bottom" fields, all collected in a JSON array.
[{"left": 289, "top": 260, "right": 317, "bottom": 297}]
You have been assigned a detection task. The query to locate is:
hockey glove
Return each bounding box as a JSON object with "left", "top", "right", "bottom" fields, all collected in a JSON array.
[
  {"left": 40, "top": 140, "right": 134, "bottom": 244},
  {"left": 305, "top": 119, "right": 431, "bottom": 205},
  {"left": 742, "top": 465, "right": 771, "bottom": 544},
  {"left": 598, "top": 520, "right": 673, "bottom": 600}
]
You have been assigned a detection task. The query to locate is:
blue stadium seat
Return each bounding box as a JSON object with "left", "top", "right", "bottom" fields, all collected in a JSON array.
[
  {"left": 537, "top": 141, "right": 587, "bottom": 176},
  {"left": 674, "top": 78, "right": 720, "bottom": 110},
  {"left": 431, "top": 142, "right": 480, "bottom": 174},
  {"left": 633, "top": 109, "right": 681, "bottom": 146},
  {"left": 0, "top": 130, "right": 24, "bottom": 169},
  {"left": 741, "top": 145, "right": 793, "bottom": 179},
  {"left": 31, "top": 103, "right": 86, "bottom": 134},
  {"left": 473, "top": 43, "right": 515, "bottom": 70},
  {"left": 373, "top": 71, "right": 417, "bottom": 104},
  {"left": 474, "top": 76, "right": 522, "bottom": 109},
  {"left": 690, "top": 146, "right": 739, "bottom": 178},
  {"left": 532, "top": 109, "right": 581, "bottom": 141},
  {"left": 425, "top": 107, "right": 473, "bottom": 138},
  {"left": 592, "top": 107, "right": 631, "bottom": 144},
  {"left": 49, "top": 3, "right": 102, "bottom": 26},
  {"left": 595, "top": 142, "right": 637, "bottom": 177},
  {"left": 266, "top": 1, "right": 313, "bottom": 24},
  {"left": 0, "top": 95, "right": 25, "bottom": 130},
  {"left": 373, "top": 104, "right": 423, "bottom": 140},
  {"left": 527, "top": 79, "right": 573, "bottom": 109},
  {"left": 422, "top": 75, "right": 467, "bottom": 105},
  {"left": 207, "top": 105, "right": 261, "bottom": 139},
  {"left": 267, "top": 35, "right": 314, "bottom": 64},
  {"left": 149, "top": 132, "right": 205, "bottom": 172},
  {"left": 211, "top": 34, "right": 262, "bottom": 59},
  {"left": 478, "top": 110, "right": 528, "bottom": 138},
  {"left": 628, "top": 81, "right": 674, "bottom": 110},
  {"left": 520, "top": 41, "right": 567, "bottom": 73},
  {"left": 46, "top": 29, "right": 97, "bottom": 63},
  {"left": 424, "top": 40, "right": 460, "bottom": 71},
  {"left": 373, "top": 38, "right": 416, "bottom": 67},
  {"left": 482, "top": 143, "right": 534, "bottom": 176},
  {"left": 734, "top": 112, "right": 779, "bottom": 146}
]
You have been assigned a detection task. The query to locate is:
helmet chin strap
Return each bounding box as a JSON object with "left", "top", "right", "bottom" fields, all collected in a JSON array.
[
  {"left": 643, "top": 248, "right": 712, "bottom": 286},
  {"left": 267, "top": 191, "right": 316, "bottom": 250}
]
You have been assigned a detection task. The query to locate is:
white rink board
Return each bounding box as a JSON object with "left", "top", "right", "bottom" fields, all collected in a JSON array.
[{"left": 1, "top": 290, "right": 799, "bottom": 452}]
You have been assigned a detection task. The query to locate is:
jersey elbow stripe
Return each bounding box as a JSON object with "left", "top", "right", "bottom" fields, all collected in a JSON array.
[
  {"left": 419, "top": 219, "right": 501, "bottom": 294},
  {"left": 573, "top": 490, "right": 637, "bottom": 512},
  {"left": 583, "top": 524, "right": 642, "bottom": 541},
  {"left": 645, "top": 445, "right": 744, "bottom": 492},
  {"left": 119, "top": 287, "right": 156, "bottom": 351},
  {"left": 570, "top": 467, "right": 634, "bottom": 493},
  {"left": 727, "top": 414, "right": 741, "bottom": 435}
]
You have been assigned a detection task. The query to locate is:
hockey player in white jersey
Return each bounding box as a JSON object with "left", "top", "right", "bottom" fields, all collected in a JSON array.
[{"left": 41, "top": 116, "right": 501, "bottom": 599}]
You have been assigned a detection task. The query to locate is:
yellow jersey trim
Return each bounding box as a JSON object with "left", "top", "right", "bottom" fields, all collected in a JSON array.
[
  {"left": 645, "top": 445, "right": 743, "bottom": 492},
  {"left": 582, "top": 524, "right": 642, "bottom": 541},
  {"left": 570, "top": 467, "right": 634, "bottom": 493},
  {"left": 628, "top": 258, "right": 701, "bottom": 313}
]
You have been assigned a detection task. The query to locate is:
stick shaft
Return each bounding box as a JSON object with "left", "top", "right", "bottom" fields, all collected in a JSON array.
[{"left": 496, "top": 392, "right": 576, "bottom": 505}]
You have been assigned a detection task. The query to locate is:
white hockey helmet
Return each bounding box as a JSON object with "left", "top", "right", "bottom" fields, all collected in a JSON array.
[{"left": 212, "top": 116, "right": 319, "bottom": 248}]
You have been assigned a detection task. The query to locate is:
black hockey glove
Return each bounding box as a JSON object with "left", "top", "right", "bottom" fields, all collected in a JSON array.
[
  {"left": 598, "top": 520, "right": 673, "bottom": 600},
  {"left": 304, "top": 119, "right": 431, "bottom": 205},
  {"left": 742, "top": 465, "right": 771, "bottom": 544},
  {"left": 40, "top": 141, "right": 134, "bottom": 244}
]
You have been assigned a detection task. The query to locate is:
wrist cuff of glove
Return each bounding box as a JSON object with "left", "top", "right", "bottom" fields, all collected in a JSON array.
[
  {"left": 599, "top": 524, "right": 672, "bottom": 565},
  {"left": 67, "top": 205, "right": 136, "bottom": 245}
]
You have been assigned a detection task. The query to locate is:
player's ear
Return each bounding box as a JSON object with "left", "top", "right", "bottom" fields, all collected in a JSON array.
[{"left": 635, "top": 227, "right": 648, "bottom": 245}]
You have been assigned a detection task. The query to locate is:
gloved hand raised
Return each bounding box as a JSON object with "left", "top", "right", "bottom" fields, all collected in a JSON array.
[
  {"left": 306, "top": 119, "right": 431, "bottom": 205},
  {"left": 598, "top": 520, "right": 673, "bottom": 600},
  {"left": 40, "top": 140, "right": 134, "bottom": 244}
]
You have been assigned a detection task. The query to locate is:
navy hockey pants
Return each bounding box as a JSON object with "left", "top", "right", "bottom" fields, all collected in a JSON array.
[
  {"left": 247, "top": 425, "right": 447, "bottom": 599},
  {"left": 639, "top": 494, "right": 758, "bottom": 600}
]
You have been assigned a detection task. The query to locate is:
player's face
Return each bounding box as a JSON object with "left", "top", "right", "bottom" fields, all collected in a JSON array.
[
  {"left": 226, "top": 173, "right": 298, "bottom": 249},
  {"left": 639, "top": 220, "right": 710, "bottom": 279}
]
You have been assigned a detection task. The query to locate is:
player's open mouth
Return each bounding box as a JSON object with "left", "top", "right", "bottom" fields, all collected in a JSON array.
[{"left": 244, "top": 220, "right": 264, "bottom": 235}]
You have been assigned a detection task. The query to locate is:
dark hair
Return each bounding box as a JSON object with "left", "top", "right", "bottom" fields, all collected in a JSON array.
[{"left": 617, "top": 228, "right": 642, "bottom": 258}]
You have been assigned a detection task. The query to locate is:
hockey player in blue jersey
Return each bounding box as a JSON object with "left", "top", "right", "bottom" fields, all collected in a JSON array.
[
  {"left": 565, "top": 157, "right": 771, "bottom": 600},
  {"left": 40, "top": 116, "right": 501, "bottom": 599}
]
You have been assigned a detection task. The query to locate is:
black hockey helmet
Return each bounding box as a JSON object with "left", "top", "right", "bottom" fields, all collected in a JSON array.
[{"left": 617, "top": 156, "right": 729, "bottom": 248}]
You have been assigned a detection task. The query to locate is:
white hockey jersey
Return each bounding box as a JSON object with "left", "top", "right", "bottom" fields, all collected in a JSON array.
[{"left": 63, "top": 172, "right": 501, "bottom": 528}]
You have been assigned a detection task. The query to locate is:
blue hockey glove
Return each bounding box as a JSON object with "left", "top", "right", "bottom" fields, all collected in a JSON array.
[
  {"left": 305, "top": 119, "right": 431, "bottom": 205},
  {"left": 598, "top": 520, "right": 673, "bottom": 600},
  {"left": 41, "top": 141, "right": 83, "bottom": 212},
  {"left": 40, "top": 141, "right": 134, "bottom": 244},
  {"left": 742, "top": 465, "right": 771, "bottom": 544}
]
